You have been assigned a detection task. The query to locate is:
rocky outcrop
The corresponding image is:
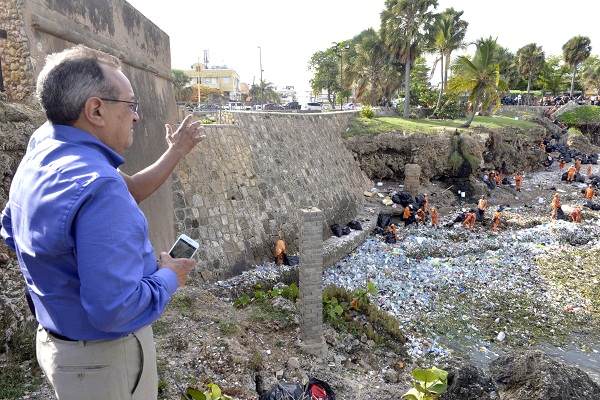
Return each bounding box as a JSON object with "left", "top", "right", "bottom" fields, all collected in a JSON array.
[
  {"left": 343, "top": 126, "right": 547, "bottom": 183},
  {"left": 489, "top": 350, "right": 600, "bottom": 399}
]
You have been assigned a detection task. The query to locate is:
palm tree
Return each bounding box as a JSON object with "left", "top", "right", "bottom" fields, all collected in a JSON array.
[
  {"left": 380, "top": 0, "right": 438, "bottom": 117},
  {"left": 347, "top": 29, "right": 391, "bottom": 106},
  {"left": 448, "top": 37, "right": 508, "bottom": 128},
  {"left": 516, "top": 43, "right": 545, "bottom": 99},
  {"left": 427, "top": 8, "right": 468, "bottom": 112},
  {"left": 562, "top": 35, "right": 592, "bottom": 97}
]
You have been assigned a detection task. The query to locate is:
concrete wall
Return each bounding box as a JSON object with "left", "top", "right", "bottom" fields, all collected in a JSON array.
[
  {"left": 1, "top": 0, "right": 178, "bottom": 251},
  {"left": 173, "top": 111, "right": 373, "bottom": 282}
]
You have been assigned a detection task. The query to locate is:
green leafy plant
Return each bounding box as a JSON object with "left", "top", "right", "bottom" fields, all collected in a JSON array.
[
  {"left": 360, "top": 106, "right": 375, "bottom": 119},
  {"left": 402, "top": 366, "right": 448, "bottom": 400},
  {"left": 181, "top": 383, "right": 232, "bottom": 400},
  {"left": 323, "top": 296, "right": 345, "bottom": 320}
]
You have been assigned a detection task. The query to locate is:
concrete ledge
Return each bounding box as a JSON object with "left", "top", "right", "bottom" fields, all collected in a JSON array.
[{"left": 323, "top": 209, "right": 378, "bottom": 269}]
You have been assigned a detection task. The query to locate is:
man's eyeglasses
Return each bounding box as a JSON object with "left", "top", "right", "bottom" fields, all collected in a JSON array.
[{"left": 100, "top": 98, "right": 139, "bottom": 113}]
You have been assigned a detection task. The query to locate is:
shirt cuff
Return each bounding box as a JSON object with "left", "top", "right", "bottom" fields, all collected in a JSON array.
[{"left": 154, "top": 267, "right": 179, "bottom": 295}]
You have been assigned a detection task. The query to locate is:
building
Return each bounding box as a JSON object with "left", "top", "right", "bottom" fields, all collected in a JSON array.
[{"left": 184, "top": 62, "right": 242, "bottom": 101}]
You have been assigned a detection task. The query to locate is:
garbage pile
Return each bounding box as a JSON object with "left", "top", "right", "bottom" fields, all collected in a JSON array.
[{"left": 323, "top": 218, "right": 600, "bottom": 370}]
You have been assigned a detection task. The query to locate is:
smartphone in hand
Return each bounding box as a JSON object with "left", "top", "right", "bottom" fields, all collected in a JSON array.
[{"left": 168, "top": 234, "right": 199, "bottom": 259}]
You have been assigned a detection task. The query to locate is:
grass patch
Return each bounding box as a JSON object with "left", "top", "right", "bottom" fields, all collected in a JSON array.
[
  {"left": 0, "top": 365, "right": 44, "bottom": 399},
  {"left": 249, "top": 304, "right": 295, "bottom": 327},
  {"left": 343, "top": 114, "right": 538, "bottom": 138},
  {"left": 559, "top": 105, "right": 600, "bottom": 126},
  {"left": 218, "top": 321, "right": 238, "bottom": 336}
]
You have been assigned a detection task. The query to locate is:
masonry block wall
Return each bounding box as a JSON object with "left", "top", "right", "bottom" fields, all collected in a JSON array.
[
  {"left": 172, "top": 111, "right": 373, "bottom": 282},
  {"left": 299, "top": 207, "right": 326, "bottom": 356}
]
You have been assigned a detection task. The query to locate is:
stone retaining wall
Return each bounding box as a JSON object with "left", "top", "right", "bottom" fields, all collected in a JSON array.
[{"left": 172, "top": 111, "right": 373, "bottom": 282}]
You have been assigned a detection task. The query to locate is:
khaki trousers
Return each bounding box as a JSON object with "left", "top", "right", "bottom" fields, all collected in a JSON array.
[{"left": 37, "top": 324, "right": 158, "bottom": 400}]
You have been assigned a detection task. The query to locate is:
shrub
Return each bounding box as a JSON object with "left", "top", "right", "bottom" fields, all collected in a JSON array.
[{"left": 360, "top": 106, "right": 375, "bottom": 119}]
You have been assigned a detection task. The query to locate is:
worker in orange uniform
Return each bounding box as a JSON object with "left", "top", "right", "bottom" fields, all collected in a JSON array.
[
  {"left": 575, "top": 158, "right": 582, "bottom": 173},
  {"left": 274, "top": 239, "right": 286, "bottom": 265},
  {"left": 385, "top": 223, "right": 398, "bottom": 241},
  {"left": 462, "top": 211, "right": 476, "bottom": 232},
  {"left": 551, "top": 193, "right": 561, "bottom": 219},
  {"left": 571, "top": 208, "right": 582, "bottom": 223},
  {"left": 584, "top": 184, "right": 595, "bottom": 200},
  {"left": 567, "top": 164, "right": 577, "bottom": 182},
  {"left": 416, "top": 208, "right": 427, "bottom": 225},
  {"left": 478, "top": 195, "right": 488, "bottom": 219},
  {"left": 587, "top": 164, "right": 592, "bottom": 177},
  {"left": 492, "top": 210, "right": 502, "bottom": 232},
  {"left": 403, "top": 205, "right": 413, "bottom": 226},
  {"left": 515, "top": 172, "right": 523, "bottom": 192},
  {"left": 430, "top": 207, "right": 439, "bottom": 228},
  {"left": 559, "top": 157, "right": 565, "bottom": 173},
  {"left": 422, "top": 194, "right": 429, "bottom": 212}
]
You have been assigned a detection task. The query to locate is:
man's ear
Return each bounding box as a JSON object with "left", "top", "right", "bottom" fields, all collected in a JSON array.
[{"left": 82, "top": 97, "right": 106, "bottom": 127}]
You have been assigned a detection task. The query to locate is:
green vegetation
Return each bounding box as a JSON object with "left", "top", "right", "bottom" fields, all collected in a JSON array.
[
  {"left": 559, "top": 105, "right": 600, "bottom": 126},
  {"left": 343, "top": 114, "right": 538, "bottom": 138},
  {"left": 403, "top": 366, "right": 448, "bottom": 400},
  {"left": 360, "top": 105, "right": 375, "bottom": 119},
  {"left": 218, "top": 321, "right": 238, "bottom": 337},
  {"left": 323, "top": 283, "right": 407, "bottom": 354},
  {"left": 181, "top": 383, "right": 232, "bottom": 400}
]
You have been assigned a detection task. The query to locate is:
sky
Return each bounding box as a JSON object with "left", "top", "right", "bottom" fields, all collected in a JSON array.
[{"left": 125, "top": 0, "right": 600, "bottom": 96}]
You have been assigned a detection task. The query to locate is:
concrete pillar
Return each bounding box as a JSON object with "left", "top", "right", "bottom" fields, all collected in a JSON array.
[
  {"left": 299, "top": 207, "right": 327, "bottom": 358},
  {"left": 404, "top": 163, "right": 421, "bottom": 195}
]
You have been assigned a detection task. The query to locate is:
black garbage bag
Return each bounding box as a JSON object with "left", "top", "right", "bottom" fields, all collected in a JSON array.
[
  {"left": 260, "top": 378, "right": 335, "bottom": 400},
  {"left": 330, "top": 223, "right": 343, "bottom": 237},
  {"left": 556, "top": 206, "right": 565, "bottom": 220},
  {"left": 384, "top": 231, "right": 396, "bottom": 244},
  {"left": 341, "top": 227, "right": 351, "bottom": 235},
  {"left": 283, "top": 254, "right": 299, "bottom": 266},
  {"left": 347, "top": 220, "right": 363, "bottom": 230},
  {"left": 391, "top": 193, "right": 403, "bottom": 204},
  {"left": 377, "top": 213, "right": 392, "bottom": 228},
  {"left": 259, "top": 381, "right": 305, "bottom": 400},
  {"left": 398, "top": 191, "right": 414, "bottom": 207}
]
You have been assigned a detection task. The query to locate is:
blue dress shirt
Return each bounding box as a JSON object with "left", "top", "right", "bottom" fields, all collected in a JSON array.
[{"left": 1, "top": 123, "right": 178, "bottom": 340}]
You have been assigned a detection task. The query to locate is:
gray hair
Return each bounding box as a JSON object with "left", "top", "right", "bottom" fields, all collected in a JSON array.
[{"left": 36, "top": 45, "right": 122, "bottom": 125}]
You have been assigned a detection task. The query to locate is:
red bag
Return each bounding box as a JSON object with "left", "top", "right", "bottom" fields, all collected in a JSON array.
[{"left": 310, "top": 384, "right": 327, "bottom": 400}]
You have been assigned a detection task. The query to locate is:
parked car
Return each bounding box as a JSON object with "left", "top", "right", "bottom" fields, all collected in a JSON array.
[
  {"left": 198, "top": 104, "right": 220, "bottom": 111},
  {"left": 343, "top": 103, "right": 362, "bottom": 110},
  {"left": 305, "top": 102, "right": 323, "bottom": 111},
  {"left": 263, "top": 103, "right": 284, "bottom": 110},
  {"left": 283, "top": 101, "right": 301, "bottom": 110}
]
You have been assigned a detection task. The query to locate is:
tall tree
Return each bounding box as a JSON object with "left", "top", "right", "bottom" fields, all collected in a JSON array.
[
  {"left": 308, "top": 49, "right": 341, "bottom": 108},
  {"left": 380, "top": 0, "right": 438, "bottom": 117},
  {"left": 516, "top": 43, "right": 545, "bottom": 97},
  {"left": 448, "top": 37, "right": 508, "bottom": 127},
  {"left": 562, "top": 35, "right": 592, "bottom": 97},
  {"left": 348, "top": 29, "right": 391, "bottom": 106},
  {"left": 537, "top": 55, "right": 569, "bottom": 96},
  {"left": 581, "top": 55, "right": 600, "bottom": 94},
  {"left": 427, "top": 8, "right": 468, "bottom": 112}
]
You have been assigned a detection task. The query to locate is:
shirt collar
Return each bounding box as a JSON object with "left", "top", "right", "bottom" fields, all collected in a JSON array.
[{"left": 35, "top": 123, "right": 125, "bottom": 168}]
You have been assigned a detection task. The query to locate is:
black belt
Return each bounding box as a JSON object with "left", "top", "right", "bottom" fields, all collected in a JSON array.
[{"left": 46, "top": 329, "right": 77, "bottom": 341}]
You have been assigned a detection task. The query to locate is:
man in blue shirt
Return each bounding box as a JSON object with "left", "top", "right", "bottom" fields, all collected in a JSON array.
[{"left": 1, "top": 45, "right": 206, "bottom": 399}]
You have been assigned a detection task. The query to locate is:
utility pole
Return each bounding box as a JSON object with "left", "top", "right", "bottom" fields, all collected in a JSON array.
[
  {"left": 197, "top": 57, "right": 201, "bottom": 106},
  {"left": 258, "top": 46, "right": 263, "bottom": 108}
]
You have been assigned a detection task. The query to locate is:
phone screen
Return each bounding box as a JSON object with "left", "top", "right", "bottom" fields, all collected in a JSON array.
[{"left": 169, "top": 238, "right": 198, "bottom": 259}]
